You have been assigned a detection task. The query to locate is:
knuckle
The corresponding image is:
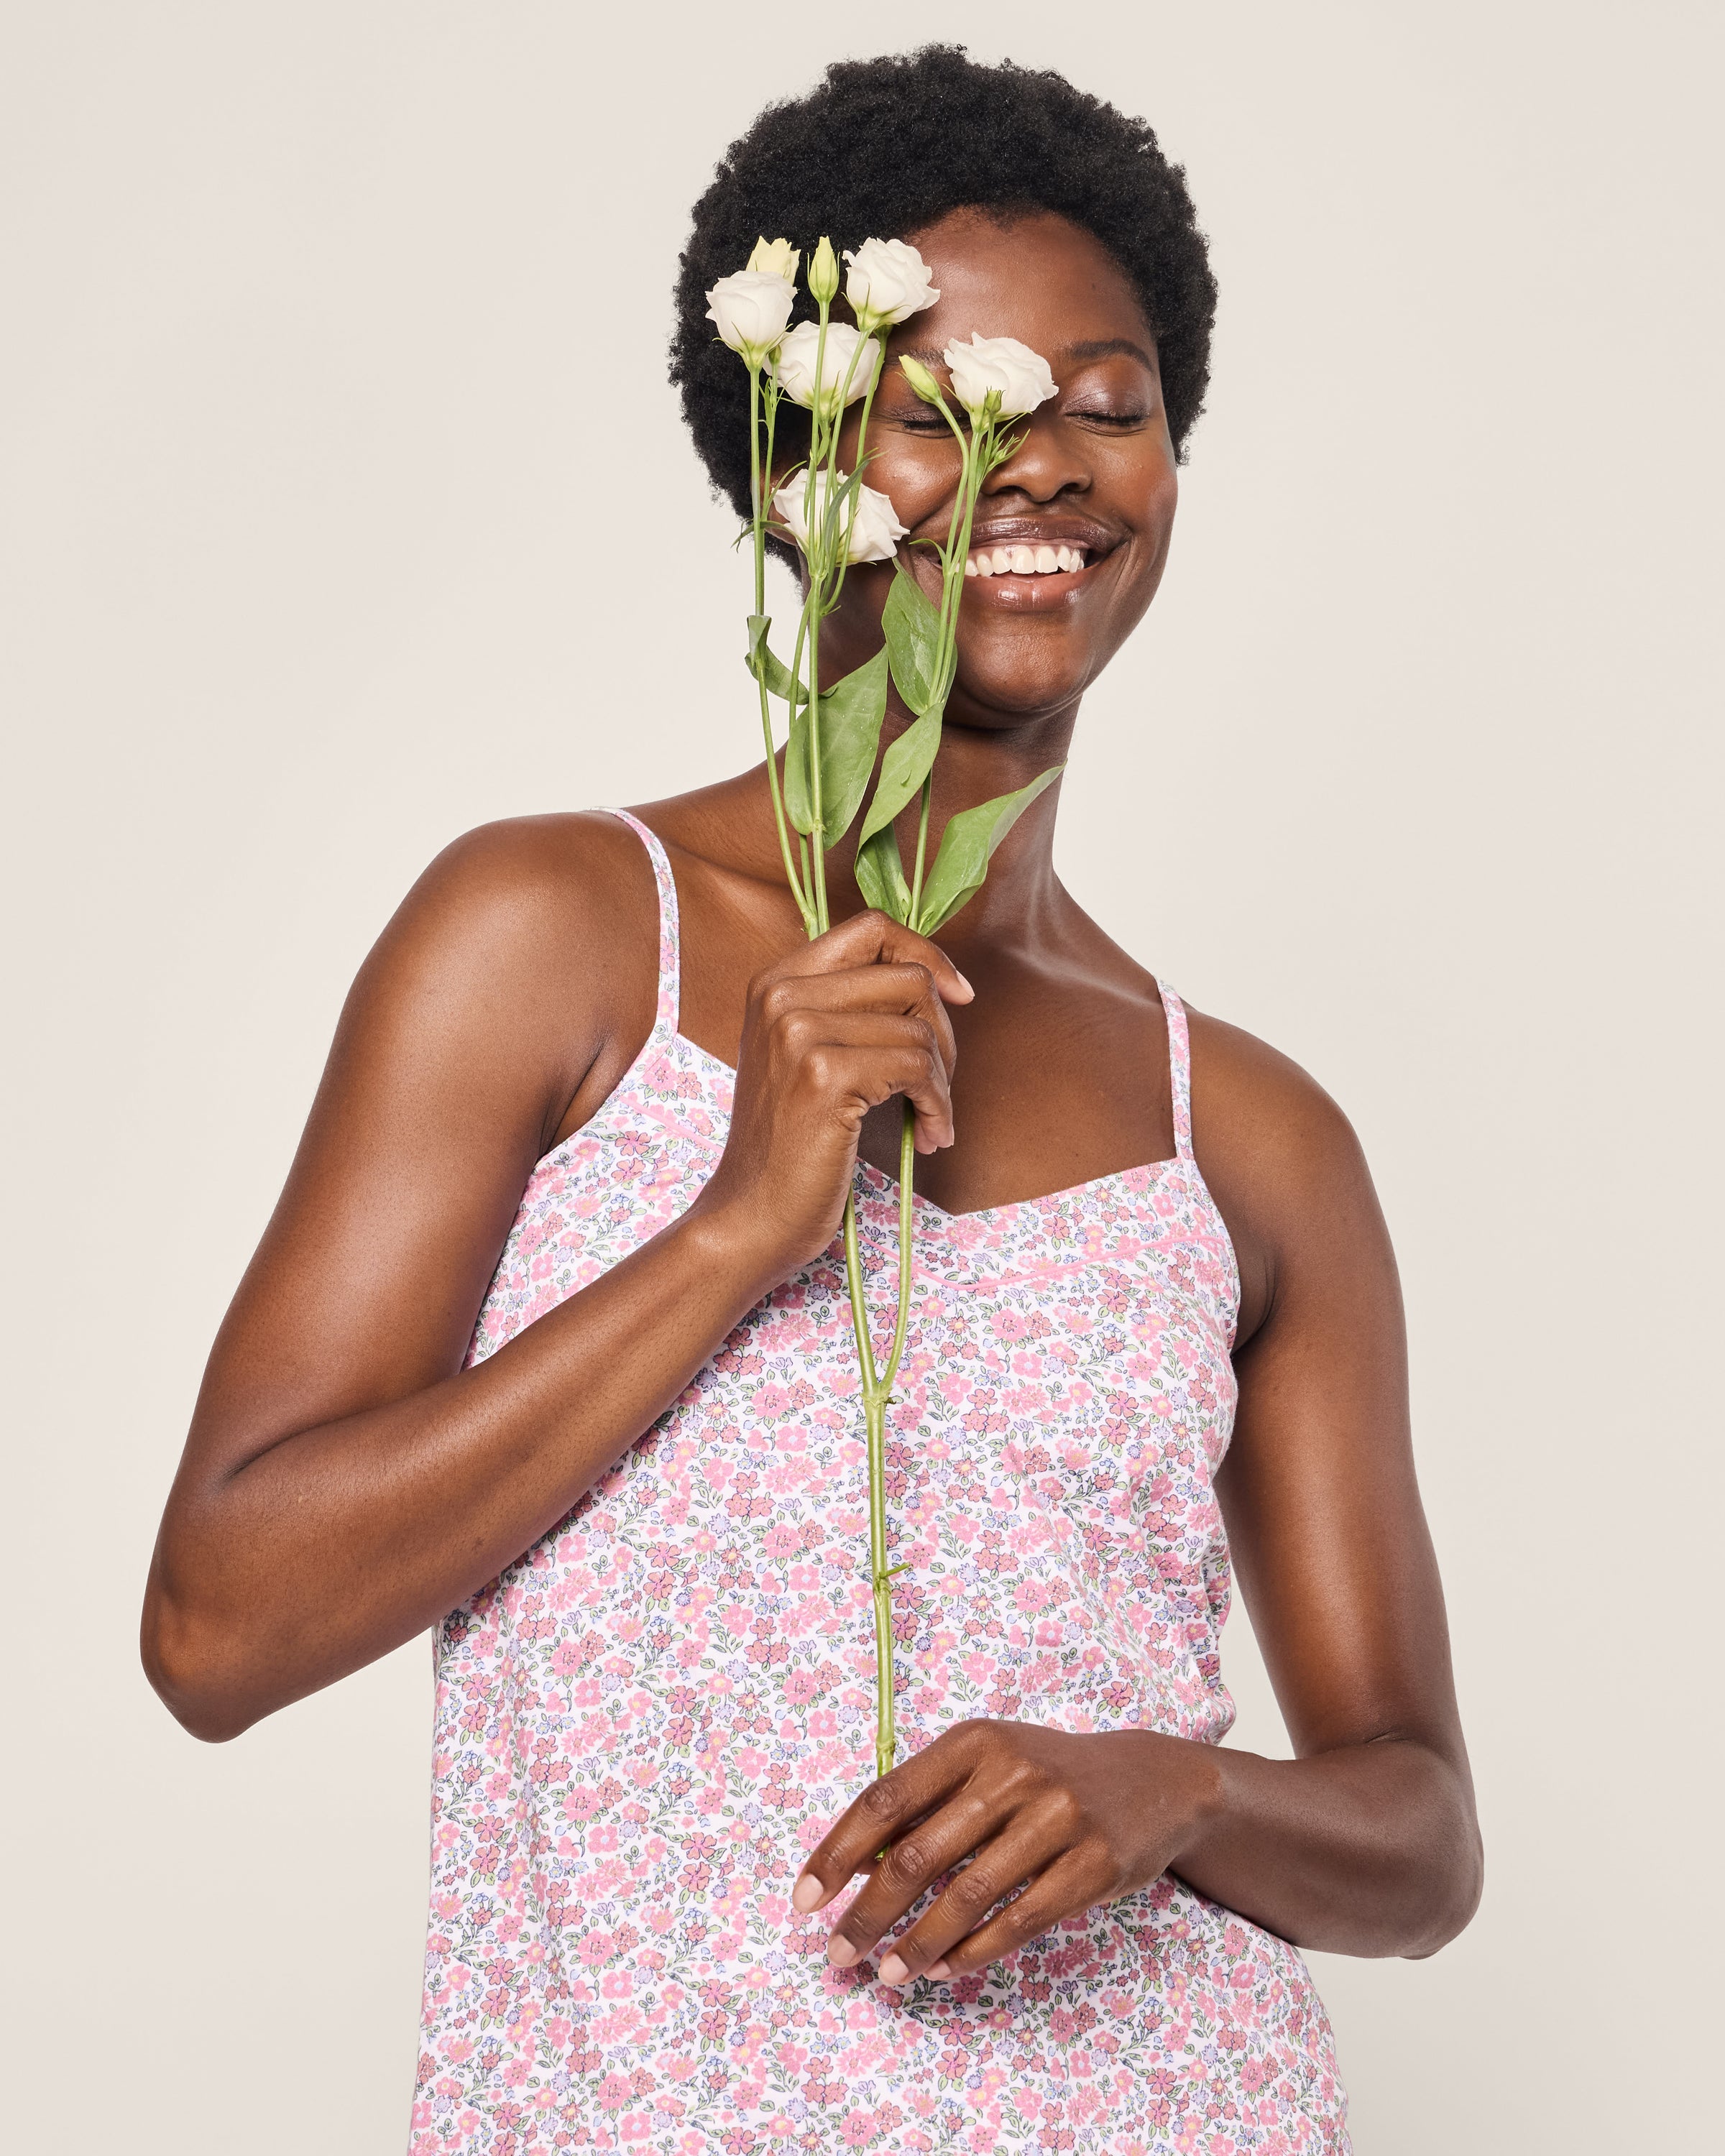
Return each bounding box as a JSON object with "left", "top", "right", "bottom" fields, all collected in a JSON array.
[
  {"left": 942, "top": 1718, "right": 993, "bottom": 1764},
  {"left": 881, "top": 1840, "right": 926, "bottom": 1892},
  {"left": 773, "top": 1005, "right": 814, "bottom": 1051},
  {"left": 760, "top": 979, "right": 798, "bottom": 1026},
  {"left": 1003, "top": 1895, "right": 1038, "bottom": 1944},
  {"left": 1046, "top": 1787, "right": 1085, "bottom": 1838},
  {"left": 858, "top": 1779, "right": 900, "bottom": 1825},
  {"left": 947, "top": 1865, "right": 998, "bottom": 1920}
]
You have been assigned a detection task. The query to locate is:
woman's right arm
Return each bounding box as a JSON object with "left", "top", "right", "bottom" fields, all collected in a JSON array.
[{"left": 142, "top": 818, "right": 967, "bottom": 1741}]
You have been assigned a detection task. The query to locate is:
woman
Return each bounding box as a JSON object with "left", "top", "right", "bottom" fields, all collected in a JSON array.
[{"left": 144, "top": 47, "right": 1481, "bottom": 2156}]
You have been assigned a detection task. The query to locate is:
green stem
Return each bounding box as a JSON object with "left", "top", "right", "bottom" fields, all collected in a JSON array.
[
  {"left": 806, "top": 604, "right": 828, "bottom": 931},
  {"left": 909, "top": 777, "right": 934, "bottom": 924},
  {"left": 880, "top": 1104, "right": 916, "bottom": 1401},
  {"left": 842, "top": 1196, "right": 880, "bottom": 1391},
  {"left": 865, "top": 1386, "right": 895, "bottom": 1781},
  {"left": 828, "top": 334, "right": 884, "bottom": 612},
  {"left": 752, "top": 364, "right": 813, "bottom": 931}
]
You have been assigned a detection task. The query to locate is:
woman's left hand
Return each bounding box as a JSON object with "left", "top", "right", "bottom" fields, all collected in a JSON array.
[{"left": 790, "top": 1718, "right": 1225, "bottom": 1986}]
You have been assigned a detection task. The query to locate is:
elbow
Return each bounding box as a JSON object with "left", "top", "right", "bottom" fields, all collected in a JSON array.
[
  {"left": 1401, "top": 1792, "right": 1485, "bottom": 1959},
  {"left": 140, "top": 1575, "right": 265, "bottom": 1745}
]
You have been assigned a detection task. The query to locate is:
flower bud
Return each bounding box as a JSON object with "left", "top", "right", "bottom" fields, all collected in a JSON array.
[
  {"left": 898, "top": 355, "right": 944, "bottom": 406},
  {"left": 807, "top": 236, "right": 840, "bottom": 307},
  {"left": 745, "top": 236, "right": 799, "bottom": 282}
]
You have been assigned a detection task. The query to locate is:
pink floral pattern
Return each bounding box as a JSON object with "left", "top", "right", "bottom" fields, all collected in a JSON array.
[{"left": 410, "top": 814, "right": 1349, "bottom": 2154}]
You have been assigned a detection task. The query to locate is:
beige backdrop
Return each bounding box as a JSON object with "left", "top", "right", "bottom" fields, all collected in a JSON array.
[{"left": 5, "top": 4, "right": 1720, "bottom": 2148}]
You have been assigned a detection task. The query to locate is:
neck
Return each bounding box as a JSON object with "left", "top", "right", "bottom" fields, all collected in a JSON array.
[{"left": 712, "top": 686, "right": 1079, "bottom": 953}]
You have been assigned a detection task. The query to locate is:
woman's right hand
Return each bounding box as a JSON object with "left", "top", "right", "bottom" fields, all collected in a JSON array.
[{"left": 691, "top": 910, "right": 973, "bottom": 1285}]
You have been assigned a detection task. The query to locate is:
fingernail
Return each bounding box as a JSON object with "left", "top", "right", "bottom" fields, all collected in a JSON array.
[
  {"left": 925, "top": 1960, "right": 950, "bottom": 1980},
  {"left": 827, "top": 1936, "right": 860, "bottom": 1968},
  {"left": 877, "top": 1953, "right": 910, "bottom": 1986},
  {"left": 791, "top": 1875, "right": 824, "bottom": 1915},
  {"left": 950, "top": 968, "right": 974, "bottom": 998}
]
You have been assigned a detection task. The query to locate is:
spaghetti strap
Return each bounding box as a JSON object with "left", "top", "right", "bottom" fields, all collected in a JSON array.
[
  {"left": 604, "top": 809, "right": 681, "bottom": 1045},
  {"left": 1159, "top": 982, "right": 1196, "bottom": 1161}
]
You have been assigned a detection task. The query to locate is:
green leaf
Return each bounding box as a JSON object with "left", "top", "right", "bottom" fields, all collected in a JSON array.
[
  {"left": 854, "top": 824, "right": 911, "bottom": 923},
  {"left": 855, "top": 704, "right": 940, "bottom": 849},
  {"left": 782, "top": 648, "right": 889, "bottom": 844},
  {"left": 913, "top": 765, "right": 1064, "bottom": 935},
  {"left": 813, "top": 647, "right": 889, "bottom": 843},
  {"left": 880, "top": 567, "right": 944, "bottom": 717},
  {"left": 782, "top": 694, "right": 814, "bottom": 834},
  {"left": 745, "top": 614, "right": 806, "bottom": 706}
]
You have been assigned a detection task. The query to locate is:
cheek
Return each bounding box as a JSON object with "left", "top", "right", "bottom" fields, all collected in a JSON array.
[
  {"left": 1122, "top": 444, "right": 1178, "bottom": 542},
  {"left": 865, "top": 441, "right": 960, "bottom": 525}
]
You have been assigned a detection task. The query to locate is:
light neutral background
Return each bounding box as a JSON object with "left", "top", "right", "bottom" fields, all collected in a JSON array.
[{"left": 4, "top": 4, "right": 1719, "bottom": 2148}]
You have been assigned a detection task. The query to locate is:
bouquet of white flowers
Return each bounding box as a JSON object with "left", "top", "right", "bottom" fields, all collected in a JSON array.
[{"left": 706, "top": 234, "right": 1062, "bottom": 1779}]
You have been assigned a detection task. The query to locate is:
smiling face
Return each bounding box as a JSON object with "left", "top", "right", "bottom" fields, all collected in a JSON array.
[{"left": 823, "top": 208, "right": 1180, "bottom": 732}]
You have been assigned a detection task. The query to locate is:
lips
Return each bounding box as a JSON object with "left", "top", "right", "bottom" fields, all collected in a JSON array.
[{"left": 954, "top": 520, "right": 1118, "bottom": 586}]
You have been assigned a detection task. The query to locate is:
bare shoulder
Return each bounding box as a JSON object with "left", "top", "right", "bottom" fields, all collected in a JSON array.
[
  {"left": 1181, "top": 1003, "right": 1394, "bottom": 1343},
  {"left": 380, "top": 810, "right": 653, "bottom": 973},
  {"left": 331, "top": 810, "right": 663, "bottom": 1153}
]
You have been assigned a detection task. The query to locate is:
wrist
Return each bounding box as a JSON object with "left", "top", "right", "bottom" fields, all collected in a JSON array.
[
  {"left": 673, "top": 1192, "right": 796, "bottom": 1311},
  {"left": 1123, "top": 1728, "right": 1230, "bottom": 1870}
]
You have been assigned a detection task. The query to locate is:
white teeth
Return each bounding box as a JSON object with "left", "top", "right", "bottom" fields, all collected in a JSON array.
[{"left": 964, "top": 543, "right": 1090, "bottom": 576}]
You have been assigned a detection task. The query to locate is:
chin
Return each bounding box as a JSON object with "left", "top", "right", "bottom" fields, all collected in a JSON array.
[{"left": 947, "top": 665, "right": 1092, "bottom": 729}]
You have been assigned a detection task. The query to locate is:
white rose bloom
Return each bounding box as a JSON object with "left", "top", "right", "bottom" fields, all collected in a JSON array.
[
  {"left": 772, "top": 469, "right": 908, "bottom": 565},
  {"left": 774, "top": 321, "right": 880, "bottom": 417},
  {"left": 705, "top": 270, "right": 796, "bottom": 364},
  {"left": 944, "top": 333, "right": 1058, "bottom": 420},
  {"left": 843, "top": 237, "right": 939, "bottom": 333}
]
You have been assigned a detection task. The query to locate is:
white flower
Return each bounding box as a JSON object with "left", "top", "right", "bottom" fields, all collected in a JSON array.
[
  {"left": 943, "top": 333, "right": 1057, "bottom": 420},
  {"left": 844, "top": 238, "right": 939, "bottom": 334},
  {"left": 772, "top": 469, "right": 908, "bottom": 565},
  {"left": 746, "top": 236, "right": 799, "bottom": 281},
  {"left": 705, "top": 270, "right": 796, "bottom": 366},
  {"left": 775, "top": 321, "right": 880, "bottom": 418}
]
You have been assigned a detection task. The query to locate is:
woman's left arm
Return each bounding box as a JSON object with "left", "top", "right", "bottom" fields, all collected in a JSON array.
[{"left": 795, "top": 1016, "right": 1482, "bottom": 1984}]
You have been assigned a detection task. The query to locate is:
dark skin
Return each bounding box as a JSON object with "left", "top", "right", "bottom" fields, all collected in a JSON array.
[{"left": 143, "top": 209, "right": 1482, "bottom": 1988}]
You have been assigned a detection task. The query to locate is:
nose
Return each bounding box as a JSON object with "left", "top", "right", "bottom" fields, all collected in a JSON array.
[{"left": 981, "top": 408, "right": 1092, "bottom": 505}]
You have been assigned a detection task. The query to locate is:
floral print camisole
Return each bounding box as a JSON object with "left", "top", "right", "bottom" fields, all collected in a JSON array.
[{"left": 410, "top": 812, "right": 1349, "bottom": 2155}]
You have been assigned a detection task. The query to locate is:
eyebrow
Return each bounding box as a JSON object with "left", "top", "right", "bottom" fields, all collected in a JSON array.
[
  {"left": 895, "top": 337, "right": 1157, "bottom": 372},
  {"left": 1066, "top": 337, "right": 1157, "bottom": 371}
]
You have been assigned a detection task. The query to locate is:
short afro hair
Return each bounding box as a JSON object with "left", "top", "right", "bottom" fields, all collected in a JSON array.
[{"left": 670, "top": 45, "right": 1218, "bottom": 526}]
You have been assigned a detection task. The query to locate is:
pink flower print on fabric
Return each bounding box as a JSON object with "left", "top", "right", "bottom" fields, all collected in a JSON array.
[{"left": 410, "top": 811, "right": 1350, "bottom": 2154}]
